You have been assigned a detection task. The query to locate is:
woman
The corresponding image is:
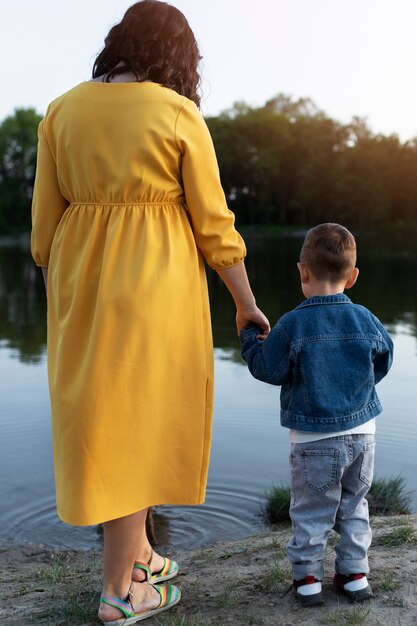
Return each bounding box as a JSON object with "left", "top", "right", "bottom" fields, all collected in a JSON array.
[{"left": 31, "top": 1, "right": 269, "bottom": 623}]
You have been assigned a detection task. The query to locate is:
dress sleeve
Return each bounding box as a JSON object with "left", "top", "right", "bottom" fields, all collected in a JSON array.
[
  {"left": 175, "top": 99, "right": 246, "bottom": 270},
  {"left": 31, "top": 116, "right": 69, "bottom": 267}
]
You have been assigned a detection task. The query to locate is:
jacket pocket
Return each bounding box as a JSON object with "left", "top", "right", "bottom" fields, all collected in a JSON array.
[{"left": 302, "top": 449, "right": 340, "bottom": 492}]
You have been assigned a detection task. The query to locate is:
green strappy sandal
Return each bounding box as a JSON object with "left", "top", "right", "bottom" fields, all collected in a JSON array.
[
  {"left": 133, "top": 551, "right": 179, "bottom": 584},
  {"left": 100, "top": 582, "right": 181, "bottom": 625}
]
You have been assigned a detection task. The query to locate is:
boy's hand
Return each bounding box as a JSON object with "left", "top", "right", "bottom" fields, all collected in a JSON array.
[{"left": 256, "top": 329, "right": 269, "bottom": 340}]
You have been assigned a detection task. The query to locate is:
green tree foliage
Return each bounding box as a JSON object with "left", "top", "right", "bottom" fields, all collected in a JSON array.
[
  {"left": 206, "top": 95, "right": 417, "bottom": 229},
  {"left": 0, "top": 108, "right": 42, "bottom": 234}
]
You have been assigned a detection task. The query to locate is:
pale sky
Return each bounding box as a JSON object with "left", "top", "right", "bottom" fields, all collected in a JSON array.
[{"left": 3, "top": 0, "right": 417, "bottom": 140}]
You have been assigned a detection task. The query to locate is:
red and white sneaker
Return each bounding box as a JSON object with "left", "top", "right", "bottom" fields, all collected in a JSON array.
[
  {"left": 334, "top": 573, "right": 373, "bottom": 602},
  {"left": 292, "top": 576, "right": 323, "bottom": 607}
]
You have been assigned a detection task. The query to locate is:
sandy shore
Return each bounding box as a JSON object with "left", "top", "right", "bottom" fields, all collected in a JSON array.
[{"left": 1, "top": 515, "right": 416, "bottom": 625}]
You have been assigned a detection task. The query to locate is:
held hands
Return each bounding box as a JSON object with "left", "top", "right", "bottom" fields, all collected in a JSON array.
[{"left": 236, "top": 306, "right": 270, "bottom": 340}]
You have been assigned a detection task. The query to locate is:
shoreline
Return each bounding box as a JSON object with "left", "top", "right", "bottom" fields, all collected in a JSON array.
[{"left": 1, "top": 515, "right": 417, "bottom": 625}]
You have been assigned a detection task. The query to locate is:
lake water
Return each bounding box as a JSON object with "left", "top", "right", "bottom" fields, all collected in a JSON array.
[{"left": 0, "top": 233, "right": 416, "bottom": 551}]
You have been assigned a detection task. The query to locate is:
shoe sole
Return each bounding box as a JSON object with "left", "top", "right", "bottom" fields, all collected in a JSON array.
[
  {"left": 295, "top": 590, "right": 324, "bottom": 607},
  {"left": 335, "top": 585, "right": 373, "bottom": 603},
  {"left": 150, "top": 570, "right": 178, "bottom": 584},
  {"left": 102, "top": 590, "right": 181, "bottom": 625}
]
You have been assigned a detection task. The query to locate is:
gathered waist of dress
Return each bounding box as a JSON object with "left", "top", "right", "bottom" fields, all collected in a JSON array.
[{"left": 68, "top": 200, "right": 186, "bottom": 208}]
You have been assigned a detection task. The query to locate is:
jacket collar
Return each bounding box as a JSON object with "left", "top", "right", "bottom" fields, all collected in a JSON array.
[{"left": 296, "top": 293, "right": 352, "bottom": 309}]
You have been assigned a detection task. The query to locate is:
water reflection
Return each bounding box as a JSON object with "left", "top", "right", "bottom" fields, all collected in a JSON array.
[{"left": 0, "top": 235, "right": 46, "bottom": 363}]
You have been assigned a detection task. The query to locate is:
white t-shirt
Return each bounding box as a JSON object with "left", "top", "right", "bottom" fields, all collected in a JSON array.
[{"left": 289, "top": 418, "right": 376, "bottom": 444}]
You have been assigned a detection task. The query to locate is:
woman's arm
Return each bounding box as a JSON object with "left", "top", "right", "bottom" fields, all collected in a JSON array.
[{"left": 216, "top": 262, "right": 270, "bottom": 337}]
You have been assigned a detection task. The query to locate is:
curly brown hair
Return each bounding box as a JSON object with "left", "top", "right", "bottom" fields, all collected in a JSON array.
[{"left": 92, "top": 0, "right": 202, "bottom": 107}]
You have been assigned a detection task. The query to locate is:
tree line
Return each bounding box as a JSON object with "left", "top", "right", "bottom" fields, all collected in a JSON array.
[
  {"left": 0, "top": 96, "right": 416, "bottom": 234},
  {"left": 206, "top": 95, "right": 417, "bottom": 230}
]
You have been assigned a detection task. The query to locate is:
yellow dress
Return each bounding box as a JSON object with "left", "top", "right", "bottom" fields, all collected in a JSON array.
[{"left": 31, "top": 82, "right": 245, "bottom": 526}]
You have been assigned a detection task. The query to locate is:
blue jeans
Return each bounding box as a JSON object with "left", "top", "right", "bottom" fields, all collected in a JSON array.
[{"left": 287, "top": 434, "right": 375, "bottom": 580}]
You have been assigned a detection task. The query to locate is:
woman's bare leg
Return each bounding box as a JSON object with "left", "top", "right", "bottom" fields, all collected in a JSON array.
[
  {"left": 98, "top": 509, "right": 160, "bottom": 622},
  {"left": 131, "top": 514, "right": 166, "bottom": 582}
]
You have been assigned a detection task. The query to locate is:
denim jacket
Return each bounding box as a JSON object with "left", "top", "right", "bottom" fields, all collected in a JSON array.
[{"left": 240, "top": 294, "right": 393, "bottom": 433}]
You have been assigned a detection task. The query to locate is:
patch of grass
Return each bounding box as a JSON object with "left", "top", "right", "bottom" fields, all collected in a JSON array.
[
  {"left": 325, "top": 604, "right": 371, "bottom": 625},
  {"left": 33, "top": 553, "right": 98, "bottom": 586},
  {"left": 373, "top": 572, "right": 402, "bottom": 593},
  {"left": 16, "top": 583, "right": 47, "bottom": 596},
  {"left": 264, "top": 484, "right": 291, "bottom": 523},
  {"left": 259, "top": 556, "right": 291, "bottom": 589},
  {"left": 244, "top": 535, "right": 286, "bottom": 557},
  {"left": 367, "top": 475, "right": 413, "bottom": 516},
  {"left": 216, "top": 586, "right": 235, "bottom": 609},
  {"left": 263, "top": 535, "right": 287, "bottom": 560},
  {"left": 373, "top": 522, "right": 417, "bottom": 547},
  {"left": 24, "top": 553, "right": 101, "bottom": 624},
  {"left": 34, "top": 554, "right": 79, "bottom": 584},
  {"left": 196, "top": 581, "right": 239, "bottom": 611},
  {"left": 34, "top": 588, "right": 99, "bottom": 625}
]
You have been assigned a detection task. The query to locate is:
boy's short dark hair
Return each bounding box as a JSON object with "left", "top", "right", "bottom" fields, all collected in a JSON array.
[{"left": 300, "top": 223, "right": 356, "bottom": 281}]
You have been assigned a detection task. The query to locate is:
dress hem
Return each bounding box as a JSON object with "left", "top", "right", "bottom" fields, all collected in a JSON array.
[{"left": 57, "top": 496, "right": 207, "bottom": 527}]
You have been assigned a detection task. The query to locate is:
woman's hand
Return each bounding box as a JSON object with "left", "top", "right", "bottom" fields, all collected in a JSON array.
[{"left": 236, "top": 306, "right": 270, "bottom": 339}]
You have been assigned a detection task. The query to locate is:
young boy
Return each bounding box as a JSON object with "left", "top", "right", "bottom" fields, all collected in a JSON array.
[{"left": 240, "top": 223, "right": 393, "bottom": 607}]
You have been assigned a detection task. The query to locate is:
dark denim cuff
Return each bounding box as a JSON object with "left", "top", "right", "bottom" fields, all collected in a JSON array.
[{"left": 239, "top": 323, "right": 262, "bottom": 345}]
